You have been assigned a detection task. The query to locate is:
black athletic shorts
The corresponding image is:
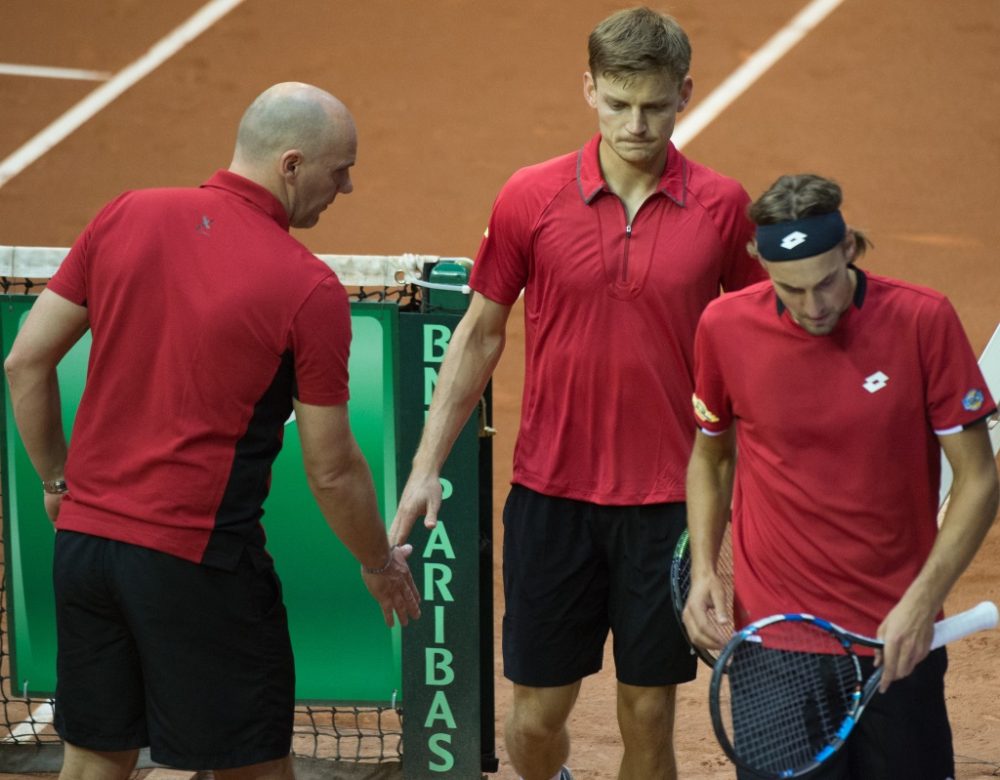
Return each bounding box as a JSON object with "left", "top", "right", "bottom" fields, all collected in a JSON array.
[
  {"left": 52, "top": 531, "right": 295, "bottom": 770},
  {"left": 735, "top": 648, "right": 954, "bottom": 780},
  {"left": 501, "top": 484, "right": 697, "bottom": 687}
]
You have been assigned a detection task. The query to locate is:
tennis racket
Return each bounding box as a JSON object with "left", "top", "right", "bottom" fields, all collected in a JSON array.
[
  {"left": 709, "top": 600, "right": 999, "bottom": 778},
  {"left": 670, "top": 524, "right": 733, "bottom": 666}
]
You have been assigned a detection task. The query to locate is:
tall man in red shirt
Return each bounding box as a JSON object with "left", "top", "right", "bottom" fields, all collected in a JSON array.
[
  {"left": 390, "top": 9, "right": 764, "bottom": 780},
  {"left": 684, "top": 173, "right": 999, "bottom": 779},
  {"left": 5, "top": 82, "right": 420, "bottom": 780}
]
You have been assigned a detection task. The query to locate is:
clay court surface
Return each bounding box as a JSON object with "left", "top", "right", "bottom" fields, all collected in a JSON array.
[{"left": 2, "top": 0, "right": 999, "bottom": 777}]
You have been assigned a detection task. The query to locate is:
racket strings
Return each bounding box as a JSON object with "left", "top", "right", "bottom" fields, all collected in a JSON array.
[{"left": 717, "top": 623, "right": 862, "bottom": 776}]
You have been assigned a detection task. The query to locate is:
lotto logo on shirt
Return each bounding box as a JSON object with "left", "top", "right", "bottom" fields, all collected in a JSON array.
[
  {"left": 962, "top": 388, "right": 985, "bottom": 412},
  {"left": 692, "top": 394, "right": 720, "bottom": 424}
]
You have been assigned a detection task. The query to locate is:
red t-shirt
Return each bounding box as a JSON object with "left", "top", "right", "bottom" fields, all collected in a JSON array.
[
  {"left": 471, "top": 134, "right": 765, "bottom": 504},
  {"left": 48, "top": 170, "right": 351, "bottom": 569},
  {"left": 692, "top": 269, "right": 996, "bottom": 636}
]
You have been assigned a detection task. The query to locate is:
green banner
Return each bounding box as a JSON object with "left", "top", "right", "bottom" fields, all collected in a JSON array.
[{"left": 1, "top": 297, "right": 402, "bottom": 702}]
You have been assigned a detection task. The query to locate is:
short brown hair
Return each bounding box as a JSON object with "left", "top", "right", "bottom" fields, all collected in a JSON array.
[
  {"left": 749, "top": 174, "right": 872, "bottom": 258},
  {"left": 588, "top": 7, "right": 691, "bottom": 85}
]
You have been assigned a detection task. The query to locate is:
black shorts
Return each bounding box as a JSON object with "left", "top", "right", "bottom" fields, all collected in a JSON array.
[
  {"left": 52, "top": 531, "right": 295, "bottom": 770},
  {"left": 735, "top": 648, "right": 954, "bottom": 780},
  {"left": 501, "top": 484, "right": 697, "bottom": 687}
]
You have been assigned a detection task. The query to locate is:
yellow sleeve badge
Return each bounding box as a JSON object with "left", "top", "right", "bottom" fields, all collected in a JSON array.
[{"left": 692, "top": 394, "right": 720, "bottom": 424}]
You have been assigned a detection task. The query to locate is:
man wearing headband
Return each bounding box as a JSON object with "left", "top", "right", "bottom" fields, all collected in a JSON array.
[{"left": 682, "top": 173, "right": 998, "bottom": 778}]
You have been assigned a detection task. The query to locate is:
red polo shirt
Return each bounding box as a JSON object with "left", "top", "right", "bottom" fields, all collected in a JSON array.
[
  {"left": 48, "top": 170, "right": 351, "bottom": 569},
  {"left": 471, "top": 134, "right": 764, "bottom": 504},
  {"left": 692, "top": 269, "right": 996, "bottom": 636}
]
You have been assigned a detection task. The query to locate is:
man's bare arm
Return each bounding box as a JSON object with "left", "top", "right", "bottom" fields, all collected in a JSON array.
[
  {"left": 4, "top": 290, "right": 89, "bottom": 521},
  {"left": 683, "top": 427, "right": 737, "bottom": 649},
  {"left": 390, "top": 292, "right": 512, "bottom": 545},
  {"left": 878, "top": 420, "right": 999, "bottom": 688},
  {"left": 295, "top": 400, "right": 420, "bottom": 627}
]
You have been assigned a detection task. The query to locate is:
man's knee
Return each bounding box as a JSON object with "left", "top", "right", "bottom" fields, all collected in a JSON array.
[
  {"left": 509, "top": 682, "right": 580, "bottom": 740},
  {"left": 617, "top": 684, "right": 677, "bottom": 736},
  {"left": 60, "top": 742, "right": 140, "bottom": 780}
]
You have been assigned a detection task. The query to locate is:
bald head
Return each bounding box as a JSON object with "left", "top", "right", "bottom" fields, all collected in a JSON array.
[
  {"left": 233, "top": 82, "right": 350, "bottom": 165},
  {"left": 230, "top": 82, "right": 357, "bottom": 228}
]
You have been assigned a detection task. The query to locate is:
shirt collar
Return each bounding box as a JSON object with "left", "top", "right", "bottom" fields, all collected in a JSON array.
[
  {"left": 775, "top": 264, "right": 868, "bottom": 317},
  {"left": 576, "top": 133, "right": 688, "bottom": 207},
  {"left": 200, "top": 170, "right": 290, "bottom": 231}
]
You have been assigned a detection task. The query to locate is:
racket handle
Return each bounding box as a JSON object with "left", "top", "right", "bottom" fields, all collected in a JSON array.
[{"left": 931, "top": 601, "right": 999, "bottom": 649}]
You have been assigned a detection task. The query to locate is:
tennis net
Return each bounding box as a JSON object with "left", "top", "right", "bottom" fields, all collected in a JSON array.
[{"left": 0, "top": 244, "right": 450, "bottom": 305}]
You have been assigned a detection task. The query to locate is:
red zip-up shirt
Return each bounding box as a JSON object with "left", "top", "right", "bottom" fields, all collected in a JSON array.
[{"left": 471, "top": 134, "right": 764, "bottom": 504}]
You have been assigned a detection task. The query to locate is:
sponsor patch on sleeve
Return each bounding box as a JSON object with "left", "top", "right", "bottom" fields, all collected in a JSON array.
[
  {"left": 692, "top": 394, "right": 720, "bottom": 424},
  {"left": 962, "top": 388, "right": 985, "bottom": 412}
]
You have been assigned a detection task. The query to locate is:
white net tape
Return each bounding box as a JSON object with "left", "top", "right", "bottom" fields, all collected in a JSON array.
[{"left": 0, "top": 246, "right": 464, "bottom": 288}]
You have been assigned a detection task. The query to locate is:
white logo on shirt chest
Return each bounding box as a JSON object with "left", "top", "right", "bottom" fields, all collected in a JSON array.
[{"left": 863, "top": 371, "right": 889, "bottom": 393}]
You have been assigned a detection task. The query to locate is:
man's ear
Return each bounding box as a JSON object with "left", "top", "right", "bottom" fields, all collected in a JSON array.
[
  {"left": 583, "top": 71, "right": 598, "bottom": 109},
  {"left": 678, "top": 75, "right": 694, "bottom": 112},
  {"left": 280, "top": 150, "right": 303, "bottom": 180},
  {"left": 844, "top": 232, "right": 858, "bottom": 263}
]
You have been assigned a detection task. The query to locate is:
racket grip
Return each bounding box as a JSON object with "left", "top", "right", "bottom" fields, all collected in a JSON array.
[{"left": 931, "top": 601, "right": 999, "bottom": 649}]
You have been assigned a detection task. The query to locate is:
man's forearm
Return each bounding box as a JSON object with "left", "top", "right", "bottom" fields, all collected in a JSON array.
[
  {"left": 4, "top": 290, "right": 89, "bottom": 485},
  {"left": 308, "top": 451, "right": 391, "bottom": 571},
  {"left": 686, "top": 431, "right": 736, "bottom": 578},
  {"left": 900, "top": 422, "right": 999, "bottom": 615},
  {"left": 7, "top": 366, "right": 68, "bottom": 483},
  {"left": 409, "top": 315, "right": 504, "bottom": 476},
  {"left": 905, "top": 462, "right": 999, "bottom": 613}
]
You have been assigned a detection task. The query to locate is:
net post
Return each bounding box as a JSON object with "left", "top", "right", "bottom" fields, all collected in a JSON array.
[{"left": 397, "top": 265, "right": 497, "bottom": 777}]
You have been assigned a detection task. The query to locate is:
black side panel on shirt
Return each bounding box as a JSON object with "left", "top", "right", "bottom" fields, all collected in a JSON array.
[{"left": 201, "top": 350, "right": 295, "bottom": 570}]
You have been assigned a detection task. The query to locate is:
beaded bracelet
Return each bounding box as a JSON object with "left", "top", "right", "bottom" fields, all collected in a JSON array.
[{"left": 362, "top": 545, "right": 397, "bottom": 575}]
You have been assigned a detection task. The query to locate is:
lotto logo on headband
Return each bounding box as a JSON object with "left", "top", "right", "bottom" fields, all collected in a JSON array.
[
  {"left": 756, "top": 211, "right": 846, "bottom": 261},
  {"left": 780, "top": 231, "right": 808, "bottom": 250}
]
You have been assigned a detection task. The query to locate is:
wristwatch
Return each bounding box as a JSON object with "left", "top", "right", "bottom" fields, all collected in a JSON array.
[{"left": 42, "top": 479, "right": 68, "bottom": 495}]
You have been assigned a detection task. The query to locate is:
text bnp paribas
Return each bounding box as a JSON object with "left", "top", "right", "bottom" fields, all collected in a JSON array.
[{"left": 421, "top": 322, "right": 460, "bottom": 772}]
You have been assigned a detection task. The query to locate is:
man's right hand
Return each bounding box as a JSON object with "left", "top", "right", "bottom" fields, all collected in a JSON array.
[
  {"left": 683, "top": 573, "right": 733, "bottom": 652},
  {"left": 360, "top": 544, "right": 421, "bottom": 627},
  {"left": 389, "top": 471, "right": 443, "bottom": 546}
]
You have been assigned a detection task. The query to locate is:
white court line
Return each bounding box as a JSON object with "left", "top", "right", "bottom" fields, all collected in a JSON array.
[
  {"left": 0, "top": 63, "right": 112, "bottom": 81},
  {"left": 673, "top": 0, "right": 846, "bottom": 150},
  {"left": 3, "top": 700, "right": 53, "bottom": 742},
  {"left": 0, "top": 0, "right": 247, "bottom": 190}
]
